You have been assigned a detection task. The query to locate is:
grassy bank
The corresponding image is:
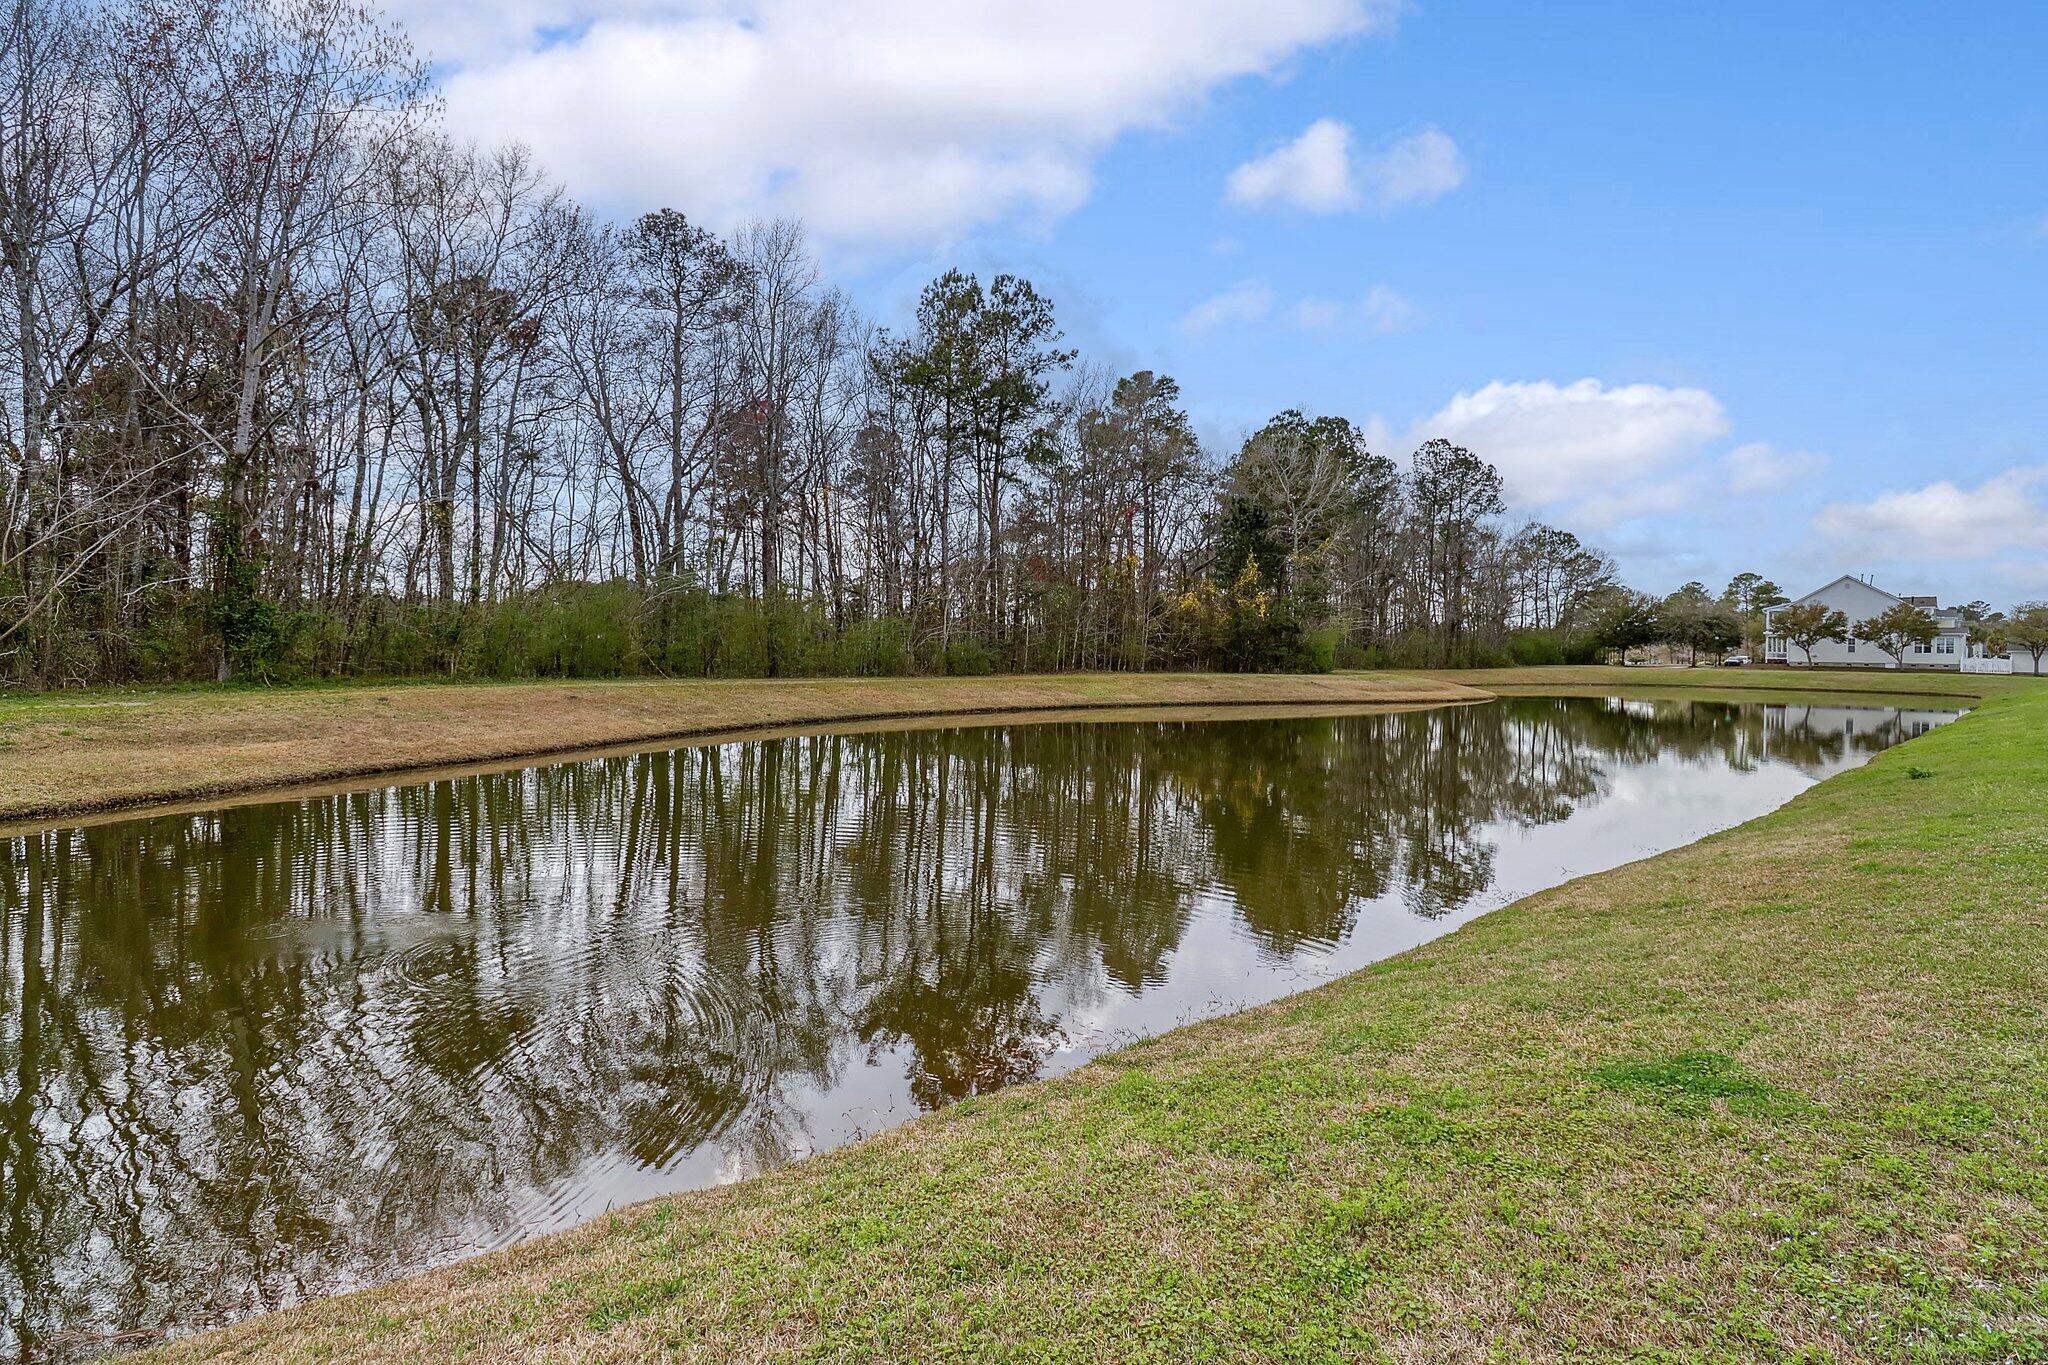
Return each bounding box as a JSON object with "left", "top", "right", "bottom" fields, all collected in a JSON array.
[
  {"left": 139, "top": 669, "right": 2046, "bottom": 1362},
  {"left": 3, "top": 665, "right": 1988, "bottom": 826},
  {"left": 0, "top": 672, "right": 1481, "bottom": 825}
]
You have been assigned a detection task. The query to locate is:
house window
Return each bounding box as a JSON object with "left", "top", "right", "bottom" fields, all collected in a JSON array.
[
  {"left": 1936, "top": 637, "right": 1956, "bottom": 655},
  {"left": 1847, "top": 636, "right": 1856, "bottom": 653}
]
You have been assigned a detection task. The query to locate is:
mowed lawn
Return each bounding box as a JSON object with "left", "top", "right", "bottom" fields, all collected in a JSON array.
[{"left": 145, "top": 669, "right": 2048, "bottom": 1362}]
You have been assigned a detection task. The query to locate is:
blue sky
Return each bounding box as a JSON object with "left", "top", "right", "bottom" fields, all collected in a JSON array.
[{"left": 408, "top": 0, "right": 2048, "bottom": 605}]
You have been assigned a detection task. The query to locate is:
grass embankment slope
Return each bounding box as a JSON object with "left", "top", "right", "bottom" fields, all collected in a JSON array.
[
  {"left": 0, "top": 671, "right": 1479, "bottom": 824},
  {"left": 153, "top": 669, "right": 2047, "bottom": 1363}
]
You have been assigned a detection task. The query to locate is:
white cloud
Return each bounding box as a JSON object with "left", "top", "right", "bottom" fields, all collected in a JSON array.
[
  {"left": 1294, "top": 296, "right": 1345, "bottom": 328},
  {"left": 1226, "top": 120, "right": 1464, "bottom": 213},
  {"left": 1360, "top": 283, "right": 1415, "bottom": 331},
  {"left": 429, "top": 1, "right": 1399, "bottom": 245},
  {"left": 1180, "top": 281, "right": 1275, "bottom": 334},
  {"left": 1358, "top": 126, "right": 1466, "bottom": 209},
  {"left": 1723, "top": 441, "right": 1824, "bottom": 495},
  {"left": 1814, "top": 467, "right": 2048, "bottom": 563},
  {"left": 1359, "top": 412, "right": 1392, "bottom": 452},
  {"left": 1226, "top": 118, "right": 1360, "bottom": 212},
  {"left": 1291, "top": 284, "right": 1413, "bottom": 331},
  {"left": 1413, "top": 378, "right": 1729, "bottom": 508}
]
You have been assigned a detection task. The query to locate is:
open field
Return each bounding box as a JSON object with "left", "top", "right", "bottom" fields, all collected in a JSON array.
[
  {"left": 120, "top": 668, "right": 2047, "bottom": 1362},
  {"left": 0, "top": 672, "right": 1483, "bottom": 825}
]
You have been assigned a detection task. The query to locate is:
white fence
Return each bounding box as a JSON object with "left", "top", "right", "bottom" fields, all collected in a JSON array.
[{"left": 1962, "top": 656, "right": 2013, "bottom": 675}]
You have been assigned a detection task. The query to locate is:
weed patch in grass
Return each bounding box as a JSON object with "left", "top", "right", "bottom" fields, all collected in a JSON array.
[{"left": 1591, "top": 1050, "right": 1809, "bottom": 1118}]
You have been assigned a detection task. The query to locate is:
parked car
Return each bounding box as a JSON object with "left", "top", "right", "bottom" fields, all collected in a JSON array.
[{"left": 1721, "top": 654, "right": 1750, "bottom": 667}]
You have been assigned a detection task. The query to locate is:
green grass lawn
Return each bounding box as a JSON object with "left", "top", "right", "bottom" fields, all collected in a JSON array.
[{"left": 146, "top": 670, "right": 2048, "bottom": 1361}]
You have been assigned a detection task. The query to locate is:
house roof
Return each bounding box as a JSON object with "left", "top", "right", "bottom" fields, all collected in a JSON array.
[{"left": 1786, "top": 574, "right": 1903, "bottom": 609}]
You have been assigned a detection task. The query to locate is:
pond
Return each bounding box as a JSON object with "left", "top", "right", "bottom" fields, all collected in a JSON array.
[{"left": 0, "top": 692, "right": 1959, "bottom": 1355}]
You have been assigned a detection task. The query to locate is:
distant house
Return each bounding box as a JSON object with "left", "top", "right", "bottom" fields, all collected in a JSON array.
[{"left": 1762, "top": 575, "right": 2039, "bottom": 673}]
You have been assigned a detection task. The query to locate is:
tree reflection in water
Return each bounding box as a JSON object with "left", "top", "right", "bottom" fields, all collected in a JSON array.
[{"left": 0, "top": 694, "right": 1952, "bottom": 1356}]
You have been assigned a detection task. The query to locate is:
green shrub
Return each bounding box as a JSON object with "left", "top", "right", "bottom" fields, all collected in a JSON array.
[
  {"left": 1505, "top": 630, "right": 1566, "bottom": 667},
  {"left": 835, "top": 617, "right": 915, "bottom": 676},
  {"left": 941, "top": 637, "right": 996, "bottom": 676}
]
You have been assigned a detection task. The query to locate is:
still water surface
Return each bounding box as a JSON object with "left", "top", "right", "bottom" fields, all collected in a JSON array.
[{"left": 1, "top": 693, "right": 1957, "bottom": 1354}]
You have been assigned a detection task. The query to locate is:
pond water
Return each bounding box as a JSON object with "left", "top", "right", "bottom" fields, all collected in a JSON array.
[{"left": 0, "top": 692, "right": 1958, "bottom": 1355}]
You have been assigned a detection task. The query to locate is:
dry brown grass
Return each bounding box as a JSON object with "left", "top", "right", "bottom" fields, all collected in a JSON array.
[{"left": 0, "top": 672, "right": 1483, "bottom": 824}]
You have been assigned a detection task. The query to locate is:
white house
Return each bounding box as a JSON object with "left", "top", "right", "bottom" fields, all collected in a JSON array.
[{"left": 1762, "top": 574, "right": 2040, "bottom": 673}]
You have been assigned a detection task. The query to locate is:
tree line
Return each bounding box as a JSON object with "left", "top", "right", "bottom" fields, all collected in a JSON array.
[{"left": 5, "top": 0, "right": 1670, "bottom": 687}]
